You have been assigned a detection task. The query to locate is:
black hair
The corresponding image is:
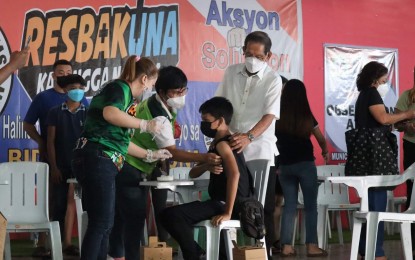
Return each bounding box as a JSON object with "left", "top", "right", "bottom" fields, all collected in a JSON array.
[
  {"left": 281, "top": 75, "right": 288, "bottom": 85},
  {"left": 276, "top": 79, "right": 314, "bottom": 138},
  {"left": 356, "top": 61, "right": 388, "bottom": 91},
  {"left": 57, "top": 74, "right": 86, "bottom": 88},
  {"left": 199, "top": 97, "right": 233, "bottom": 125},
  {"left": 244, "top": 31, "right": 272, "bottom": 54},
  {"left": 155, "top": 66, "right": 187, "bottom": 93},
  {"left": 53, "top": 59, "right": 72, "bottom": 71}
]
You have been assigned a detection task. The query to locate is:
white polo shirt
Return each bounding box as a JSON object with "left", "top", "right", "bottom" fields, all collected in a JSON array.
[{"left": 215, "top": 63, "right": 282, "bottom": 163}]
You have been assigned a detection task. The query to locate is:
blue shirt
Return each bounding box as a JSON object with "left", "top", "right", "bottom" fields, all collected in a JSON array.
[
  {"left": 24, "top": 88, "right": 88, "bottom": 141},
  {"left": 47, "top": 103, "right": 87, "bottom": 171}
]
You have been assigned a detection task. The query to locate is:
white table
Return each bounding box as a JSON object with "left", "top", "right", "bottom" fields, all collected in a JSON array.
[{"left": 140, "top": 179, "right": 210, "bottom": 204}]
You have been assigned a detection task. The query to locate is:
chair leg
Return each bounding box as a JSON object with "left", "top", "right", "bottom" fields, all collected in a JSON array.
[
  {"left": 300, "top": 212, "right": 306, "bottom": 245},
  {"left": 347, "top": 211, "right": 354, "bottom": 231},
  {"left": 80, "top": 211, "right": 88, "bottom": 255},
  {"left": 317, "top": 205, "right": 328, "bottom": 250},
  {"left": 400, "top": 222, "right": 413, "bottom": 260},
  {"left": 327, "top": 211, "right": 332, "bottom": 239},
  {"left": 364, "top": 213, "right": 379, "bottom": 260},
  {"left": 291, "top": 210, "right": 298, "bottom": 246},
  {"left": 224, "top": 229, "right": 234, "bottom": 260},
  {"left": 350, "top": 217, "right": 363, "bottom": 260},
  {"left": 49, "top": 222, "right": 63, "bottom": 260},
  {"left": 208, "top": 227, "right": 221, "bottom": 260},
  {"left": 4, "top": 232, "right": 11, "bottom": 260},
  {"left": 336, "top": 211, "right": 344, "bottom": 245}
]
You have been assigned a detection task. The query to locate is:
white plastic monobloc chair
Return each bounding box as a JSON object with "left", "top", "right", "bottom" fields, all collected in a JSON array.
[
  {"left": 316, "top": 165, "right": 360, "bottom": 245},
  {"left": 326, "top": 164, "right": 415, "bottom": 260},
  {"left": 194, "top": 159, "right": 270, "bottom": 260},
  {"left": 0, "top": 162, "right": 63, "bottom": 260},
  {"left": 385, "top": 190, "right": 407, "bottom": 235}
]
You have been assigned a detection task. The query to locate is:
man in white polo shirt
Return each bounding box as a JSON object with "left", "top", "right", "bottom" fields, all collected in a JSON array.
[{"left": 215, "top": 31, "right": 282, "bottom": 258}]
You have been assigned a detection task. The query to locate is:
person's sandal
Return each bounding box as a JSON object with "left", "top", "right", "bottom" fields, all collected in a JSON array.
[
  {"left": 32, "top": 246, "right": 51, "bottom": 257},
  {"left": 307, "top": 248, "right": 328, "bottom": 257},
  {"left": 63, "top": 245, "right": 80, "bottom": 256},
  {"left": 280, "top": 249, "right": 297, "bottom": 257},
  {"left": 272, "top": 240, "right": 281, "bottom": 254}
]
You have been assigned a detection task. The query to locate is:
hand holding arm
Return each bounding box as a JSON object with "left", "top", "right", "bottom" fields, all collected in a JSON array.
[{"left": 229, "top": 114, "right": 275, "bottom": 153}]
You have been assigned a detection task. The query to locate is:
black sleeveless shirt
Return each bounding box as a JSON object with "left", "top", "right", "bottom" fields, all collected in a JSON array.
[{"left": 207, "top": 135, "right": 251, "bottom": 206}]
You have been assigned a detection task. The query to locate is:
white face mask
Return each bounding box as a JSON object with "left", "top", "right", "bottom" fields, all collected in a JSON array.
[
  {"left": 377, "top": 83, "right": 389, "bottom": 99},
  {"left": 166, "top": 95, "right": 186, "bottom": 110},
  {"left": 140, "top": 87, "right": 153, "bottom": 101},
  {"left": 245, "top": 57, "right": 267, "bottom": 74}
]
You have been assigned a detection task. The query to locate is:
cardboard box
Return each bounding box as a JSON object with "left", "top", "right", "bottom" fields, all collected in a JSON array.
[
  {"left": 140, "top": 236, "right": 172, "bottom": 260},
  {"left": 232, "top": 240, "right": 266, "bottom": 260},
  {"left": 0, "top": 212, "right": 7, "bottom": 260}
]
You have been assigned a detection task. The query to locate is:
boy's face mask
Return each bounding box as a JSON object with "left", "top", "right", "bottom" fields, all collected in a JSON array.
[
  {"left": 200, "top": 119, "right": 218, "bottom": 138},
  {"left": 68, "top": 89, "right": 85, "bottom": 102}
]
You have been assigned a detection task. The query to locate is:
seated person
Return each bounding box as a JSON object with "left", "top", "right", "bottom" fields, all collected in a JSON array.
[{"left": 160, "top": 97, "right": 251, "bottom": 260}]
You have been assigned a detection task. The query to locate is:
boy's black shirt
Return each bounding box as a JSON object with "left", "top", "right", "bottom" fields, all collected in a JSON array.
[{"left": 207, "top": 135, "right": 251, "bottom": 211}]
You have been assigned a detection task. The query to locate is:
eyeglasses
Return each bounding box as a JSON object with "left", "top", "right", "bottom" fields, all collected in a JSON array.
[
  {"left": 244, "top": 52, "right": 267, "bottom": 61},
  {"left": 377, "top": 79, "right": 388, "bottom": 85},
  {"left": 170, "top": 87, "right": 188, "bottom": 95}
]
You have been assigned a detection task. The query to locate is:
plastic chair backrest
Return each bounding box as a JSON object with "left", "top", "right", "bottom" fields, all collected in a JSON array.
[
  {"left": 170, "top": 167, "right": 210, "bottom": 180},
  {"left": 170, "top": 167, "right": 191, "bottom": 180},
  {"left": 317, "top": 165, "right": 350, "bottom": 205},
  {"left": 0, "top": 162, "right": 49, "bottom": 224},
  {"left": 404, "top": 165, "right": 415, "bottom": 211},
  {"left": 246, "top": 159, "right": 270, "bottom": 205}
]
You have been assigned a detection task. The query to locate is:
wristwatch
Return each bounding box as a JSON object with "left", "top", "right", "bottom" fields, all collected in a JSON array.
[{"left": 247, "top": 131, "right": 255, "bottom": 142}]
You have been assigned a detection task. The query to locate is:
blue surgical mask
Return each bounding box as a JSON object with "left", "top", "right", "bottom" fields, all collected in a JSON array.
[{"left": 67, "top": 89, "right": 84, "bottom": 102}]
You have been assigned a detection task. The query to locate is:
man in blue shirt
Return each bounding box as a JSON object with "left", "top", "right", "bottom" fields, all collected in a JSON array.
[{"left": 23, "top": 60, "right": 88, "bottom": 257}]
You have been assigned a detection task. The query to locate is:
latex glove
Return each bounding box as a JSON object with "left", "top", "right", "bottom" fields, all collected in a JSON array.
[
  {"left": 139, "top": 116, "right": 167, "bottom": 135},
  {"left": 143, "top": 149, "right": 172, "bottom": 163}
]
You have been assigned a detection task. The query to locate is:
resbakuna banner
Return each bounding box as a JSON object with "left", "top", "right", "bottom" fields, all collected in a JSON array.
[
  {"left": 324, "top": 44, "right": 398, "bottom": 165},
  {"left": 0, "top": 0, "right": 303, "bottom": 165}
]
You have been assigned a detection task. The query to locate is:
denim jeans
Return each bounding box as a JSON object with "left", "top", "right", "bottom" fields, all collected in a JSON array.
[
  {"left": 72, "top": 144, "right": 118, "bottom": 260},
  {"left": 279, "top": 161, "right": 318, "bottom": 245},
  {"left": 108, "top": 162, "right": 148, "bottom": 260},
  {"left": 358, "top": 188, "right": 387, "bottom": 257}
]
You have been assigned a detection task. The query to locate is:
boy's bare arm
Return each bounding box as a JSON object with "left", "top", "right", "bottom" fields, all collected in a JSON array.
[
  {"left": 164, "top": 145, "right": 221, "bottom": 164},
  {"left": 211, "top": 141, "right": 239, "bottom": 226},
  {"left": 189, "top": 163, "right": 210, "bottom": 178}
]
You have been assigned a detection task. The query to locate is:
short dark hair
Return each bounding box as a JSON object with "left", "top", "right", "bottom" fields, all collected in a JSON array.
[
  {"left": 155, "top": 66, "right": 187, "bottom": 93},
  {"left": 244, "top": 31, "right": 272, "bottom": 54},
  {"left": 199, "top": 97, "right": 233, "bottom": 125},
  {"left": 356, "top": 61, "right": 388, "bottom": 91},
  {"left": 57, "top": 74, "right": 86, "bottom": 88},
  {"left": 281, "top": 75, "right": 288, "bottom": 85},
  {"left": 53, "top": 59, "right": 72, "bottom": 71}
]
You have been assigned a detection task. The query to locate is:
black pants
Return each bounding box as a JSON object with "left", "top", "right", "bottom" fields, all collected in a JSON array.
[
  {"left": 403, "top": 140, "right": 415, "bottom": 249},
  {"left": 264, "top": 166, "right": 277, "bottom": 256},
  {"left": 108, "top": 162, "right": 148, "bottom": 260},
  {"left": 160, "top": 200, "right": 230, "bottom": 260}
]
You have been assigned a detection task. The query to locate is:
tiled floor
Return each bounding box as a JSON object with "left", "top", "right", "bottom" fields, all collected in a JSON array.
[{"left": 11, "top": 240, "right": 404, "bottom": 260}]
